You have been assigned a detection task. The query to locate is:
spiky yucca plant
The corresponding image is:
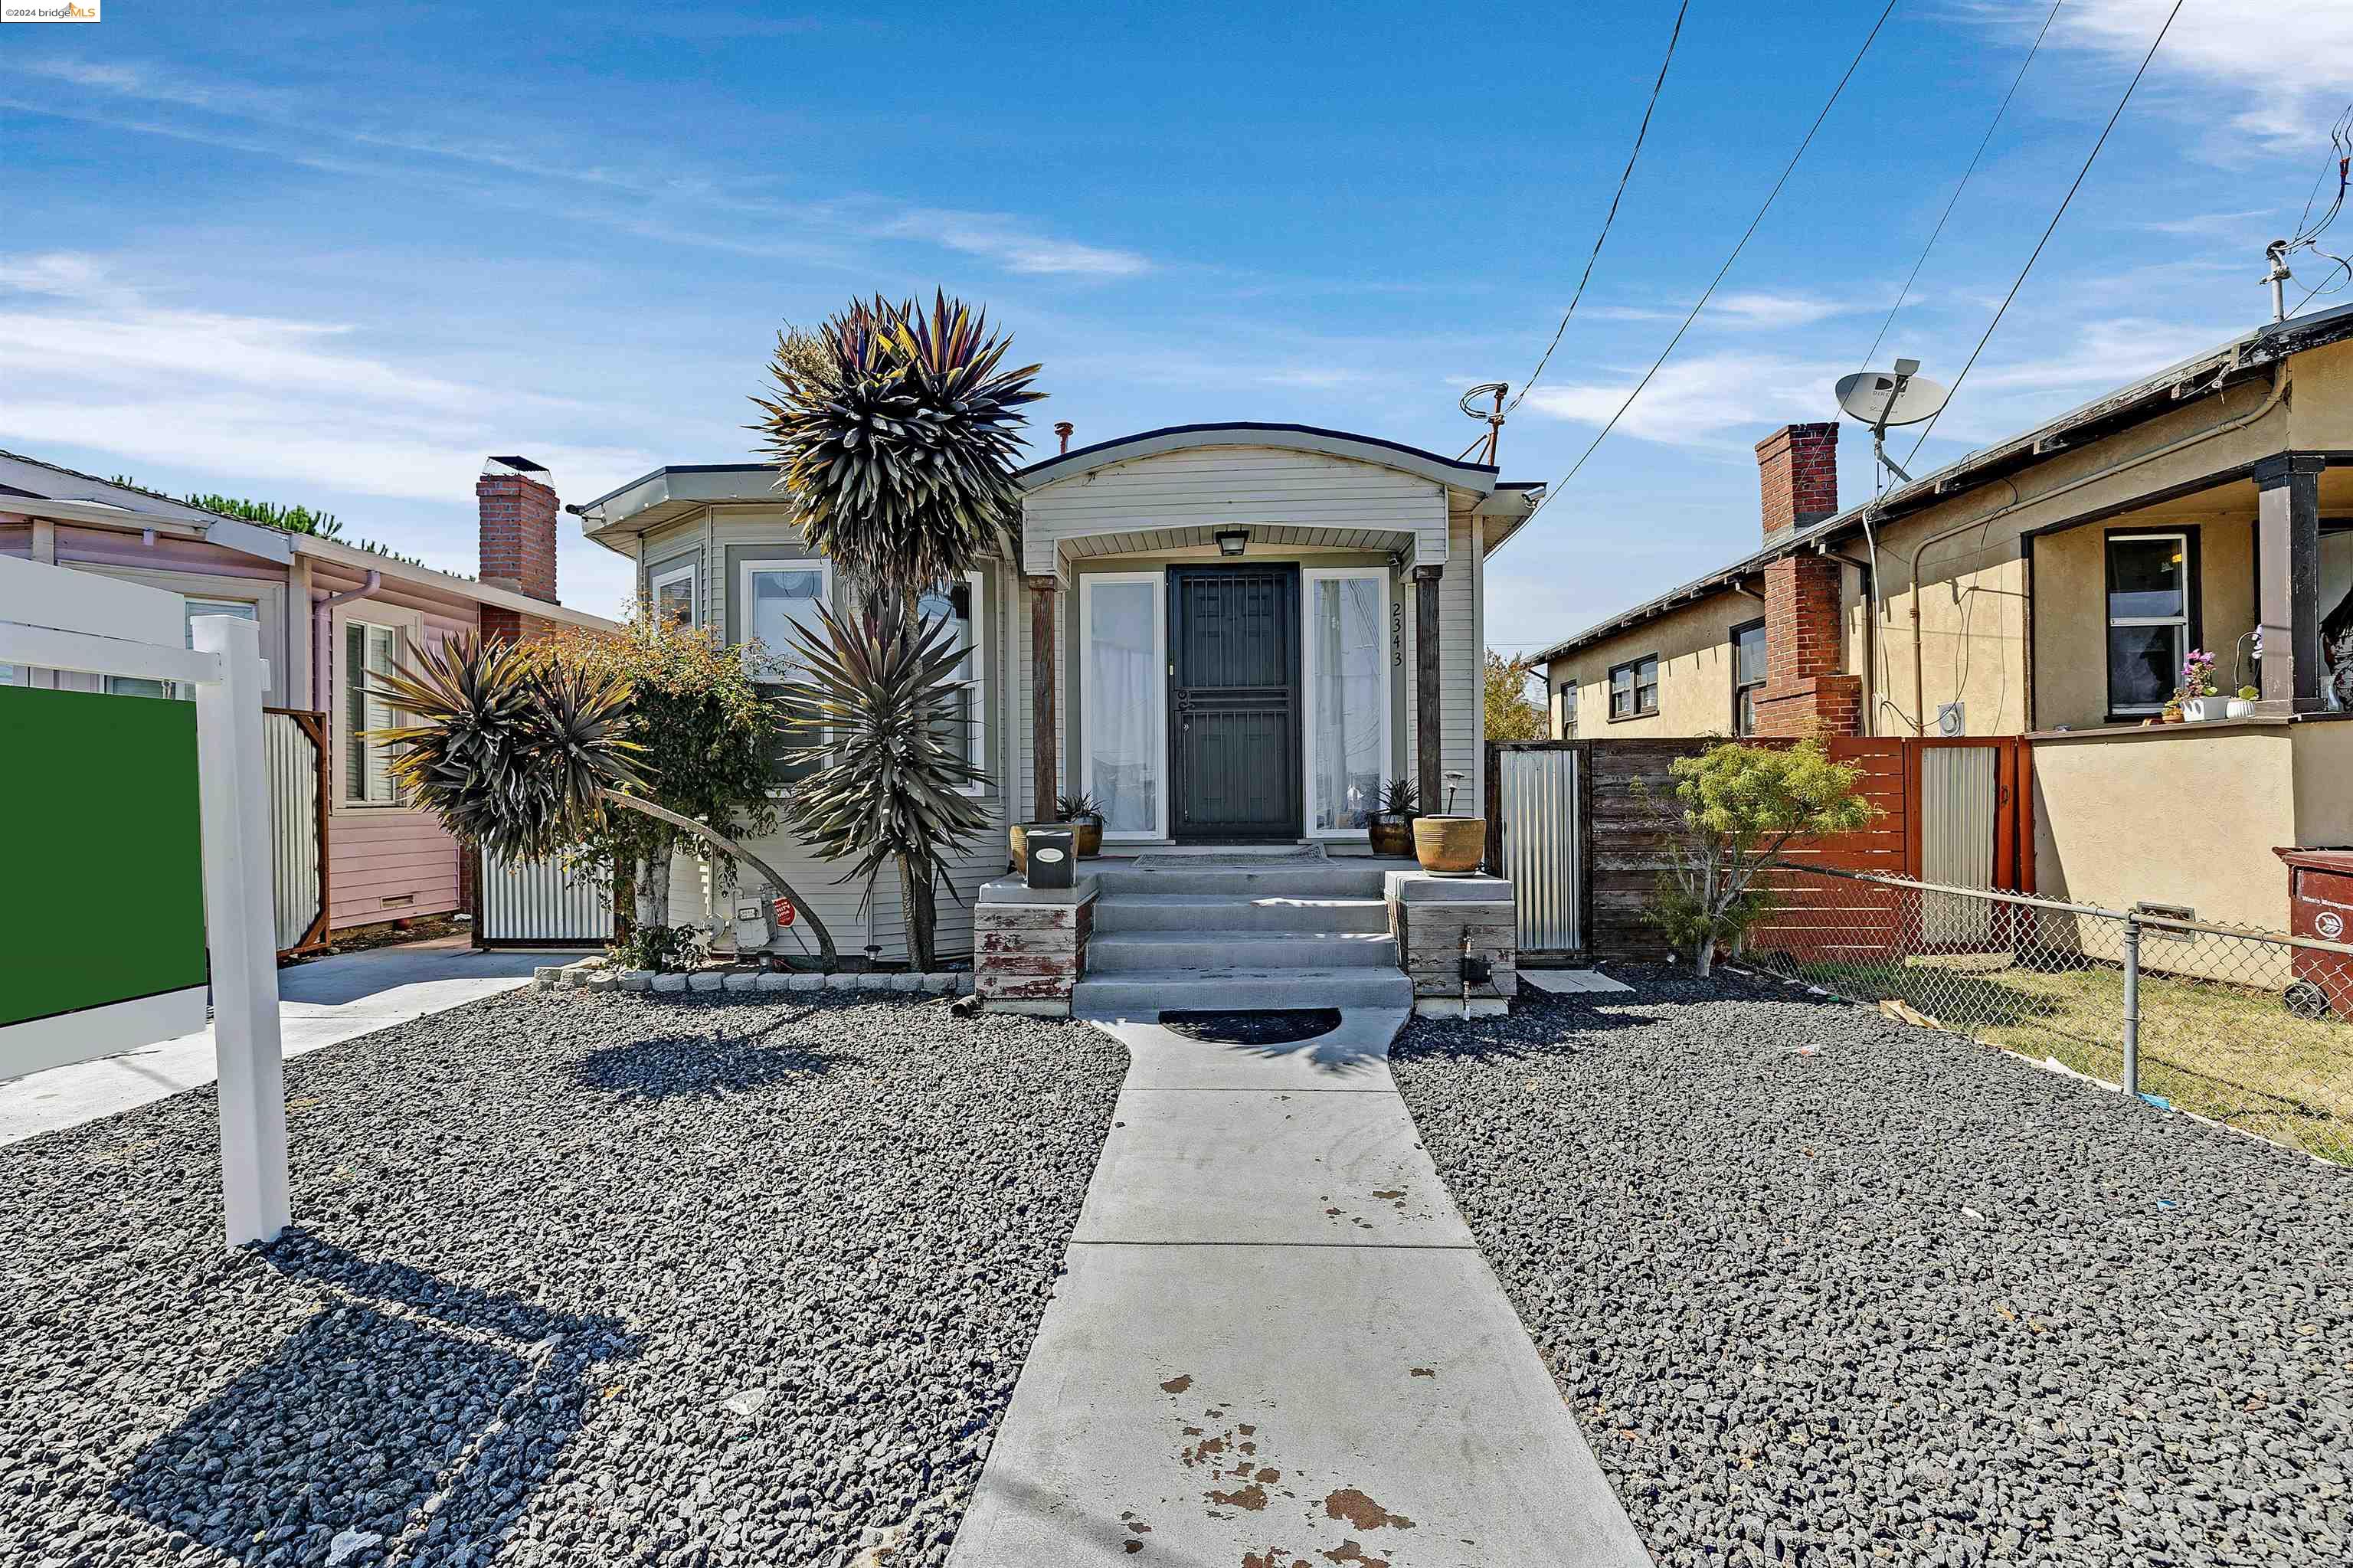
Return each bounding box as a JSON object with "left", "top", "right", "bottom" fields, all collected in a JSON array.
[
  {"left": 750, "top": 291, "right": 1043, "bottom": 604},
  {"left": 774, "top": 595, "right": 990, "bottom": 971},
  {"left": 371, "top": 635, "right": 641, "bottom": 863},
  {"left": 368, "top": 633, "right": 840, "bottom": 967}
]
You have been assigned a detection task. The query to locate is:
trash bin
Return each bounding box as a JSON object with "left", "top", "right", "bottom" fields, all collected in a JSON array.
[
  {"left": 1024, "top": 824, "right": 1077, "bottom": 890},
  {"left": 2273, "top": 846, "right": 2353, "bottom": 1017}
]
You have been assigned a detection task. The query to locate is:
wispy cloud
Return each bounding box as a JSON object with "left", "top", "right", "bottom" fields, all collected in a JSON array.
[
  {"left": 1584, "top": 290, "right": 1862, "bottom": 330},
  {"left": 2130, "top": 209, "right": 2275, "bottom": 236},
  {"left": 0, "top": 252, "right": 661, "bottom": 513},
  {"left": 2004, "top": 1, "right": 2353, "bottom": 154},
  {"left": 2, "top": 56, "right": 1154, "bottom": 281}
]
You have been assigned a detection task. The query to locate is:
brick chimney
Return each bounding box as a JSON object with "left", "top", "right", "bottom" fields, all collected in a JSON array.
[
  {"left": 1751, "top": 424, "right": 1860, "bottom": 737},
  {"left": 1756, "top": 422, "right": 1839, "bottom": 542},
  {"left": 476, "top": 456, "right": 557, "bottom": 643}
]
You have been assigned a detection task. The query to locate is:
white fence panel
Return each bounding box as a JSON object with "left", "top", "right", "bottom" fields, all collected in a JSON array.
[
  {"left": 479, "top": 853, "right": 614, "bottom": 946},
  {"left": 263, "top": 712, "right": 322, "bottom": 952}
]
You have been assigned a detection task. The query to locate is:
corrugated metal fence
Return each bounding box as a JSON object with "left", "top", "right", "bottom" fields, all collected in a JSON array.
[
  {"left": 1496, "top": 746, "right": 1580, "bottom": 954},
  {"left": 263, "top": 709, "right": 329, "bottom": 955},
  {"left": 476, "top": 850, "right": 616, "bottom": 948}
]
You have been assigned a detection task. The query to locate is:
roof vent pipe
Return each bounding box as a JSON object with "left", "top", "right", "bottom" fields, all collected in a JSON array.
[{"left": 1054, "top": 421, "right": 1074, "bottom": 454}]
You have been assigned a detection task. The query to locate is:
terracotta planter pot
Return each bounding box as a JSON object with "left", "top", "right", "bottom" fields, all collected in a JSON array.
[
  {"left": 1412, "top": 815, "right": 1486, "bottom": 877},
  {"left": 1069, "top": 819, "right": 1103, "bottom": 858},
  {"left": 1368, "top": 813, "right": 1416, "bottom": 858}
]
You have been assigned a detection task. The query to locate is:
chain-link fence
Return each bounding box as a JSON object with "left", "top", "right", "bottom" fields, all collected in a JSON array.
[{"left": 1740, "top": 865, "right": 2353, "bottom": 1167}]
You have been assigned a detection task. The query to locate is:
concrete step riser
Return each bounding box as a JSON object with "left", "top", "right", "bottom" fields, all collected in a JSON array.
[
  {"left": 1091, "top": 897, "right": 1391, "bottom": 934},
  {"left": 1088, "top": 934, "right": 1400, "bottom": 972},
  {"left": 1073, "top": 971, "right": 1415, "bottom": 1018},
  {"left": 1091, "top": 867, "right": 1389, "bottom": 898}
]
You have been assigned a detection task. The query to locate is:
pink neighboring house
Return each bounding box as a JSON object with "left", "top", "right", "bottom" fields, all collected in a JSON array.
[{"left": 0, "top": 452, "right": 617, "bottom": 935}]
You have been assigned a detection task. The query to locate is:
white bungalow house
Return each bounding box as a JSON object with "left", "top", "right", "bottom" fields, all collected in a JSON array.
[{"left": 571, "top": 423, "right": 1544, "bottom": 964}]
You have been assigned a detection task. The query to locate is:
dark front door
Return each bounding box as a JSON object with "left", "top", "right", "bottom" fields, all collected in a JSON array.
[{"left": 1170, "top": 565, "right": 1301, "bottom": 840}]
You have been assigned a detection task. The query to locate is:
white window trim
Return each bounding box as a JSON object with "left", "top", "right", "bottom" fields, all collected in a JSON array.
[
  {"left": 1080, "top": 570, "right": 1168, "bottom": 843},
  {"left": 738, "top": 557, "right": 834, "bottom": 799},
  {"left": 2106, "top": 530, "right": 2192, "bottom": 715},
  {"left": 649, "top": 561, "right": 696, "bottom": 628},
  {"left": 339, "top": 615, "right": 411, "bottom": 810},
  {"left": 1300, "top": 566, "right": 1392, "bottom": 840},
  {"left": 932, "top": 569, "right": 987, "bottom": 797}
]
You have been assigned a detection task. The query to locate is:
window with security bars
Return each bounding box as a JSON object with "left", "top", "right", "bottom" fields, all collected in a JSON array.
[{"left": 344, "top": 621, "right": 401, "bottom": 804}]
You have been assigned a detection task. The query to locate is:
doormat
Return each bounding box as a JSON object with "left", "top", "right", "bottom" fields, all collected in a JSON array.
[{"left": 1160, "top": 1009, "right": 1343, "bottom": 1046}]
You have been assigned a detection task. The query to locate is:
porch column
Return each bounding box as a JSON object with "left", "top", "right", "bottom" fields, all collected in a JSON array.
[
  {"left": 2256, "top": 453, "right": 2325, "bottom": 712},
  {"left": 1413, "top": 564, "right": 1443, "bottom": 807},
  {"left": 1027, "top": 574, "right": 1060, "bottom": 823}
]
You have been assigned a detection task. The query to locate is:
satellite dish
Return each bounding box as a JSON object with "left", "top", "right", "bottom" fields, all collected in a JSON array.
[{"left": 1835, "top": 365, "right": 1949, "bottom": 429}]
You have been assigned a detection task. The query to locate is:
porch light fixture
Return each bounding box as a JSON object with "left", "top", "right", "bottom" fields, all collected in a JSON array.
[{"left": 1215, "top": 527, "right": 1250, "bottom": 557}]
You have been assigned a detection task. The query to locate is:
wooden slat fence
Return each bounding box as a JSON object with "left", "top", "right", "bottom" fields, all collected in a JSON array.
[{"left": 1487, "top": 735, "right": 2031, "bottom": 962}]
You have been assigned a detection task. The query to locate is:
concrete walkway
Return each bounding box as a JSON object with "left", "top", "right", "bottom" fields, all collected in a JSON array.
[
  {"left": 0, "top": 936, "right": 551, "bottom": 1146},
  {"left": 949, "top": 1010, "right": 1652, "bottom": 1567}
]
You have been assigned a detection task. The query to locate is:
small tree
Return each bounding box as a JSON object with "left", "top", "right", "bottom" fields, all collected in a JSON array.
[
  {"left": 1484, "top": 650, "right": 1546, "bottom": 741},
  {"left": 535, "top": 617, "right": 835, "bottom": 962},
  {"left": 371, "top": 630, "right": 840, "bottom": 969},
  {"left": 1642, "top": 738, "right": 1875, "bottom": 976}
]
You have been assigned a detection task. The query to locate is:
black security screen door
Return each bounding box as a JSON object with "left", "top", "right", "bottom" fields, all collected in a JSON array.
[{"left": 1170, "top": 565, "right": 1301, "bottom": 840}]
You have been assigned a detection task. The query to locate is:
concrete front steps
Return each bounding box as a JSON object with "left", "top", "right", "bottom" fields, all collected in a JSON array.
[{"left": 1073, "top": 851, "right": 1416, "bottom": 1019}]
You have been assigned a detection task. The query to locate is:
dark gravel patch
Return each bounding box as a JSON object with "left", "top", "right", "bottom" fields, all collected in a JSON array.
[
  {"left": 1393, "top": 966, "right": 2353, "bottom": 1568},
  {"left": 0, "top": 989, "right": 1126, "bottom": 1567}
]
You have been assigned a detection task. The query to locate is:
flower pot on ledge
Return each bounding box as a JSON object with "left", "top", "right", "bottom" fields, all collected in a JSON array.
[
  {"left": 2182, "top": 696, "right": 2230, "bottom": 722},
  {"left": 1412, "top": 815, "right": 1486, "bottom": 877},
  {"left": 1369, "top": 811, "right": 1417, "bottom": 858}
]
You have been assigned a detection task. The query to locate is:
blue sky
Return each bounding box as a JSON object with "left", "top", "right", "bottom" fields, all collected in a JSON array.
[{"left": 5, "top": 1, "right": 2351, "bottom": 654}]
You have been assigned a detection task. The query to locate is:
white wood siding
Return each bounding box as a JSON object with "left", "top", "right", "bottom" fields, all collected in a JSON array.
[{"left": 1023, "top": 447, "right": 1449, "bottom": 574}]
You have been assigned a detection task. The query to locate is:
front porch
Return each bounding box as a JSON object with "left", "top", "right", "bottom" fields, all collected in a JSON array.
[{"left": 1008, "top": 424, "right": 1543, "bottom": 840}]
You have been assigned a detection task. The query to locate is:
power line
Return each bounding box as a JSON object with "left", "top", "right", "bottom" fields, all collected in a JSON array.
[
  {"left": 1854, "top": 0, "right": 2063, "bottom": 375},
  {"left": 1526, "top": 0, "right": 1902, "bottom": 522},
  {"left": 1506, "top": 0, "right": 1690, "bottom": 416},
  {"left": 1903, "top": 0, "right": 2183, "bottom": 466}
]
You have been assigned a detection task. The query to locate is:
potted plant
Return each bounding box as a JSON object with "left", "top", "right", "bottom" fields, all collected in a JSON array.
[
  {"left": 2228, "top": 684, "right": 2260, "bottom": 719},
  {"left": 1368, "top": 777, "right": 1419, "bottom": 857},
  {"left": 1412, "top": 771, "right": 1487, "bottom": 877},
  {"left": 1056, "top": 792, "right": 1106, "bottom": 858},
  {"left": 2178, "top": 649, "right": 2228, "bottom": 722}
]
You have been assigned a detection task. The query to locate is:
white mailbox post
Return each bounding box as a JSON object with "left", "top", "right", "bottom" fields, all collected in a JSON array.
[{"left": 0, "top": 555, "right": 290, "bottom": 1247}]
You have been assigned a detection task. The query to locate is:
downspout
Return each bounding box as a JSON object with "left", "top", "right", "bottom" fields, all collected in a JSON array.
[
  {"left": 314, "top": 568, "right": 383, "bottom": 719},
  {"left": 1888, "top": 361, "right": 2290, "bottom": 735}
]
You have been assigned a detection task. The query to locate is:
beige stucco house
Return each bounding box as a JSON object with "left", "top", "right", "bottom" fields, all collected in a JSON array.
[
  {"left": 572, "top": 423, "right": 1543, "bottom": 962},
  {"left": 1526, "top": 302, "right": 2353, "bottom": 932}
]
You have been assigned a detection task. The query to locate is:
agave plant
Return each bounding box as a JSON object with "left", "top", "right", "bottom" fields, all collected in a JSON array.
[
  {"left": 368, "top": 633, "right": 839, "bottom": 967},
  {"left": 772, "top": 594, "right": 990, "bottom": 971},
  {"left": 750, "top": 291, "right": 1043, "bottom": 604}
]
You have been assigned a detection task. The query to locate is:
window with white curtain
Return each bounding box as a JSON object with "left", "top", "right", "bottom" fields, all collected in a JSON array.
[
  {"left": 1304, "top": 568, "right": 1389, "bottom": 835},
  {"left": 741, "top": 558, "right": 833, "bottom": 789},
  {"left": 109, "top": 597, "right": 258, "bottom": 701},
  {"left": 343, "top": 621, "right": 401, "bottom": 804},
  {"left": 1082, "top": 572, "right": 1165, "bottom": 839},
  {"left": 917, "top": 571, "right": 986, "bottom": 794}
]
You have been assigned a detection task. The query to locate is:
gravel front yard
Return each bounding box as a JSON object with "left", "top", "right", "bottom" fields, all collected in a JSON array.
[
  {"left": 0, "top": 989, "right": 1125, "bottom": 1568},
  {"left": 1393, "top": 967, "right": 2353, "bottom": 1568}
]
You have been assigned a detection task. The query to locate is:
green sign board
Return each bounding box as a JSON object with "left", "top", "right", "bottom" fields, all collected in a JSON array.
[{"left": 0, "top": 685, "right": 208, "bottom": 1030}]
